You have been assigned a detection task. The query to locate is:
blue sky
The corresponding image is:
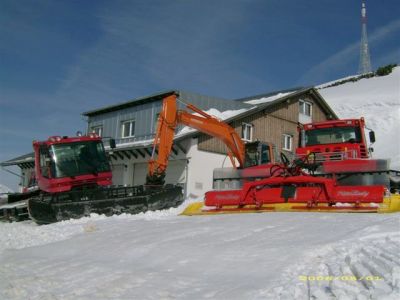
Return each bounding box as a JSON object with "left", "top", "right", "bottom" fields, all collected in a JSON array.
[{"left": 1, "top": 0, "right": 399, "bottom": 190}]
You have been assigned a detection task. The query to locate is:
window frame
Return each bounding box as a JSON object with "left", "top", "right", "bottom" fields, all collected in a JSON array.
[
  {"left": 121, "top": 120, "right": 135, "bottom": 138},
  {"left": 154, "top": 113, "right": 160, "bottom": 133},
  {"left": 282, "top": 134, "right": 293, "bottom": 151},
  {"left": 91, "top": 125, "right": 103, "bottom": 137},
  {"left": 241, "top": 122, "right": 253, "bottom": 142},
  {"left": 299, "top": 99, "right": 313, "bottom": 117}
]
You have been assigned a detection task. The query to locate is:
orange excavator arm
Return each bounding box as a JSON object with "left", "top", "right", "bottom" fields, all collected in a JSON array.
[{"left": 146, "top": 94, "right": 245, "bottom": 185}]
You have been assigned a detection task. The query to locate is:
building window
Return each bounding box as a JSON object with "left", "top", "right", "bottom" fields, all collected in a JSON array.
[
  {"left": 91, "top": 126, "right": 103, "bottom": 137},
  {"left": 299, "top": 100, "right": 312, "bottom": 117},
  {"left": 121, "top": 120, "right": 135, "bottom": 138},
  {"left": 241, "top": 123, "right": 253, "bottom": 142},
  {"left": 282, "top": 134, "right": 293, "bottom": 151}
]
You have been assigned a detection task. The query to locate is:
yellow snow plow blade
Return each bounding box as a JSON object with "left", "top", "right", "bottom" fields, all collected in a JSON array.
[{"left": 181, "top": 194, "right": 400, "bottom": 216}]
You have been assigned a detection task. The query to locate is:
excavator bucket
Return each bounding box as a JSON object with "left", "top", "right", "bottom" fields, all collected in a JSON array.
[{"left": 28, "top": 184, "right": 183, "bottom": 224}]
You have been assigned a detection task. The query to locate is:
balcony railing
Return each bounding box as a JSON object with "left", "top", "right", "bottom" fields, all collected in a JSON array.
[{"left": 115, "top": 133, "right": 156, "bottom": 146}]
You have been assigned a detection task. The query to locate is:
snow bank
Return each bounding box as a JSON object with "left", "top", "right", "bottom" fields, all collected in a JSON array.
[
  {"left": 0, "top": 199, "right": 192, "bottom": 255},
  {"left": 319, "top": 67, "right": 400, "bottom": 169},
  {"left": 0, "top": 221, "right": 85, "bottom": 254}
]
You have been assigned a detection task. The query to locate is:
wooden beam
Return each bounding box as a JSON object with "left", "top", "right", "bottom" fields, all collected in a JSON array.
[
  {"left": 144, "top": 148, "right": 152, "bottom": 157},
  {"left": 129, "top": 150, "right": 138, "bottom": 159},
  {"left": 110, "top": 154, "right": 118, "bottom": 161},
  {"left": 122, "top": 151, "right": 131, "bottom": 160},
  {"left": 176, "top": 142, "right": 187, "bottom": 154},
  {"left": 135, "top": 149, "right": 145, "bottom": 158},
  {"left": 171, "top": 145, "right": 178, "bottom": 156},
  {"left": 116, "top": 152, "right": 124, "bottom": 160}
]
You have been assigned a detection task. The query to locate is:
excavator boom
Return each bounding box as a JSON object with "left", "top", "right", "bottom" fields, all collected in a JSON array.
[{"left": 147, "top": 94, "right": 245, "bottom": 185}]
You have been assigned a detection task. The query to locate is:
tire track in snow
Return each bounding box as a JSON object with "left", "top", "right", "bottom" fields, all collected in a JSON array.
[{"left": 259, "top": 233, "right": 400, "bottom": 299}]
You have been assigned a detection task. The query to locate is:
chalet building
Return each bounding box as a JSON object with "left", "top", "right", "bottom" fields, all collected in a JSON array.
[
  {"left": 197, "top": 88, "right": 338, "bottom": 160},
  {"left": 1, "top": 88, "right": 337, "bottom": 199},
  {"left": 82, "top": 88, "right": 337, "bottom": 199}
]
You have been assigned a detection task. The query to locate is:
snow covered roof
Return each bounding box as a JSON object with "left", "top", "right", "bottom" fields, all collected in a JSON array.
[
  {"left": 228, "top": 87, "right": 337, "bottom": 121},
  {"left": 235, "top": 87, "right": 302, "bottom": 104},
  {"left": 167, "top": 87, "right": 337, "bottom": 144}
]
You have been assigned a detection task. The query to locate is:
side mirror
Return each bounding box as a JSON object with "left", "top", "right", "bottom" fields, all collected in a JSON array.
[
  {"left": 110, "top": 138, "right": 116, "bottom": 149},
  {"left": 369, "top": 131, "right": 376, "bottom": 143}
]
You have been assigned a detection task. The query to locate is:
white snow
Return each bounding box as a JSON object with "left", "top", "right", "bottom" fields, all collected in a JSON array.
[
  {"left": 203, "top": 107, "right": 249, "bottom": 120},
  {"left": 176, "top": 107, "right": 249, "bottom": 136},
  {"left": 1, "top": 68, "right": 399, "bottom": 300},
  {"left": 317, "top": 74, "right": 368, "bottom": 89},
  {"left": 319, "top": 67, "right": 400, "bottom": 169},
  {"left": 244, "top": 91, "right": 296, "bottom": 105},
  {"left": 0, "top": 205, "right": 399, "bottom": 299}
]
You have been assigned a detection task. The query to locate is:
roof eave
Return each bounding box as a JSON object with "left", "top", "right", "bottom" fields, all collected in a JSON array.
[{"left": 82, "top": 90, "right": 178, "bottom": 117}]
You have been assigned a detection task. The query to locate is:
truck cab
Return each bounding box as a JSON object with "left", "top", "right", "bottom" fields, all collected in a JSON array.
[
  {"left": 296, "top": 118, "right": 375, "bottom": 161},
  {"left": 213, "top": 141, "right": 277, "bottom": 190},
  {"left": 33, "top": 135, "right": 112, "bottom": 193}
]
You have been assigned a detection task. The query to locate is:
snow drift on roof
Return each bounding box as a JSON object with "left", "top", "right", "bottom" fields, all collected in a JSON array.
[{"left": 244, "top": 91, "right": 297, "bottom": 105}]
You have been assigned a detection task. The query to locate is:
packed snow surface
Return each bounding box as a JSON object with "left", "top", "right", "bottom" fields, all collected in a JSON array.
[
  {"left": 0, "top": 202, "right": 399, "bottom": 299},
  {"left": 319, "top": 67, "right": 400, "bottom": 169}
]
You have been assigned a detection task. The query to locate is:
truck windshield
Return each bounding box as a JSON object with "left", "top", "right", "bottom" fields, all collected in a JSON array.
[
  {"left": 305, "top": 126, "right": 362, "bottom": 146},
  {"left": 49, "top": 141, "right": 110, "bottom": 178}
]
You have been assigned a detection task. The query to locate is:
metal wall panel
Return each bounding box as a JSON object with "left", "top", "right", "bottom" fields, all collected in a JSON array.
[{"left": 86, "top": 91, "right": 248, "bottom": 146}]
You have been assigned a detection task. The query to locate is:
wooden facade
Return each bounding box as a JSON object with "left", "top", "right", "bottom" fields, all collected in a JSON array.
[{"left": 198, "top": 89, "right": 334, "bottom": 157}]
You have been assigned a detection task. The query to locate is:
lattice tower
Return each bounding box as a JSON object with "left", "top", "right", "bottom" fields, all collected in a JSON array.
[{"left": 358, "top": 1, "right": 372, "bottom": 74}]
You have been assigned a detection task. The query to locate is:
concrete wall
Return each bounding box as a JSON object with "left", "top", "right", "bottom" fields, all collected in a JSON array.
[
  {"left": 185, "top": 138, "right": 234, "bottom": 200},
  {"left": 109, "top": 137, "right": 233, "bottom": 201}
]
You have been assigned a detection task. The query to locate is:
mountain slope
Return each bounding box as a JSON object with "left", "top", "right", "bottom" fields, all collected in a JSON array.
[{"left": 319, "top": 67, "right": 400, "bottom": 169}]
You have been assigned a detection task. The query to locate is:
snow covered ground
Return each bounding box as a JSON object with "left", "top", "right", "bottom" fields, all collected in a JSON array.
[
  {"left": 0, "top": 203, "right": 399, "bottom": 299},
  {"left": 319, "top": 67, "right": 400, "bottom": 169},
  {"left": 1, "top": 68, "right": 399, "bottom": 300}
]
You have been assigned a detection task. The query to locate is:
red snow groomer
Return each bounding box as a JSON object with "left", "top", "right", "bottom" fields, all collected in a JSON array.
[
  {"left": 170, "top": 106, "right": 399, "bottom": 215},
  {"left": 296, "top": 118, "right": 399, "bottom": 193},
  {"left": 1, "top": 134, "right": 183, "bottom": 223}
]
